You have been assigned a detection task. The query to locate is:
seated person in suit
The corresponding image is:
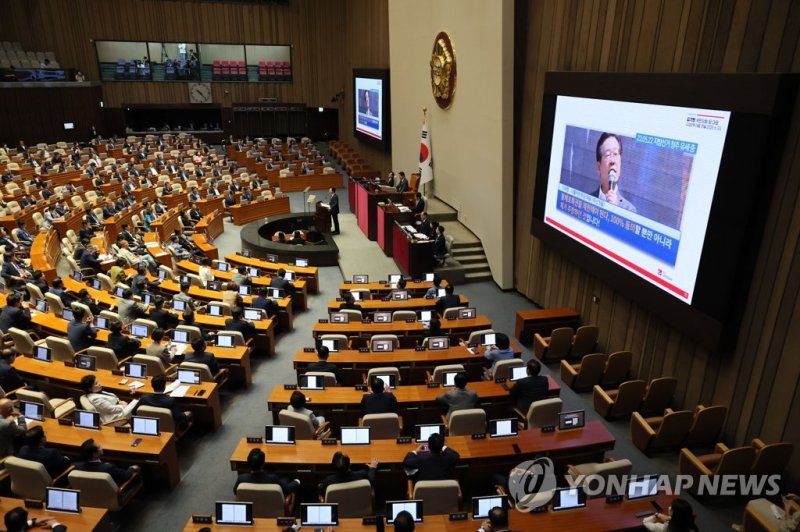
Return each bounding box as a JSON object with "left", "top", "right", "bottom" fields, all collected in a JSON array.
[
  {"left": 319, "top": 451, "right": 379, "bottom": 496},
  {"left": 482, "top": 333, "right": 514, "bottom": 379},
  {"left": 425, "top": 274, "right": 443, "bottom": 297},
  {"left": 79, "top": 244, "right": 103, "bottom": 275},
  {"left": 48, "top": 277, "right": 75, "bottom": 308},
  {"left": 508, "top": 359, "right": 549, "bottom": 413},
  {"left": 307, "top": 346, "right": 337, "bottom": 382},
  {"left": 67, "top": 306, "right": 97, "bottom": 352},
  {"left": 106, "top": 319, "right": 141, "bottom": 359},
  {"left": 76, "top": 289, "right": 102, "bottom": 316},
  {"left": 225, "top": 306, "right": 256, "bottom": 342},
  {"left": 182, "top": 310, "right": 212, "bottom": 342},
  {"left": 402, "top": 432, "right": 460, "bottom": 482},
  {"left": 231, "top": 266, "right": 250, "bottom": 287},
  {"left": 338, "top": 293, "right": 362, "bottom": 313},
  {"left": 16, "top": 426, "right": 71, "bottom": 478},
  {"left": 0, "top": 294, "right": 31, "bottom": 334},
  {"left": 149, "top": 296, "right": 179, "bottom": 331},
  {"left": 185, "top": 338, "right": 220, "bottom": 376},
  {"left": 79, "top": 375, "right": 137, "bottom": 425},
  {"left": 117, "top": 288, "right": 148, "bottom": 325},
  {"left": 167, "top": 235, "right": 192, "bottom": 261},
  {"left": 251, "top": 287, "right": 279, "bottom": 318},
  {"left": 435, "top": 284, "right": 460, "bottom": 317},
  {"left": 107, "top": 258, "right": 127, "bottom": 286},
  {"left": 173, "top": 281, "right": 195, "bottom": 310},
  {"left": 146, "top": 328, "right": 172, "bottom": 366},
  {"left": 361, "top": 376, "right": 398, "bottom": 414},
  {"left": 288, "top": 390, "right": 324, "bottom": 429},
  {"left": 289, "top": 231, "right": 305, "bottom": 245},
  {"left": 4, "top": 507, "right": 65, "bottom": 532},
  {"left": 435, "top": 372, "right": 478, "bottom": 420},
  {"left": 134, "top": 374, "right": 191, "bottom": 428},
  {"left": 233, "top": 448, "right": 300, "bottom": 496},
  {"left": 418, "top": 211, "right": 433, "bottom": 238},
  {"left": 75, "top": 438, "right": 140, "bottom": 486},
  {"left": 14, "top": 220, "right": 35, "bottom": 248},
  {"left": 393, "top": 511, "right": 416, "bottom": 532},
  {"left": 221, "top": 282, "right": 241, "bottom": 309},
  {"left": 480, "top": 506, "right": 510, "bottom": 532},
  {"left": 412, "top": 192, "right": 425, "bottom": 214},
  {"left": 433, "top": 225, "right": 447, "bottom": 265},
  {"left": 270, "top": 268, "right": 294, "bottom": 292},
  {"left": 0, "top": 350, "right": 25, "bottom": 391},
  {"left": 0, "top": 398, "right": 25, "bottom": 458},
  {"left": 396, "top": 171, "right": 409, "bottom": 193},
  {"left": 1, "top": 254, "right": 31, "bottom": 290},
  {"left": 79, "top": 219, "right": 95, "bottom": 241}
]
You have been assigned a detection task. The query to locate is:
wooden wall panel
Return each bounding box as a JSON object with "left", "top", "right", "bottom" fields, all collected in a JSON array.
[
  {"left": 515, "top": 0, "right": 800, "bottom": 481},
  {"left": 4, "top": 0, "right": 391, "bottom": 173}
]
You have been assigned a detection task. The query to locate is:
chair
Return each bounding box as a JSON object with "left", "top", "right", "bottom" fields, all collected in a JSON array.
[
  {"left": 136, "top": 405, "right": 190, "bottom": 439},
  {"left": 742, "top": 497, "right": 800, "bottom": 532},
  {"left": 411, "top": 480, "right": 461, "bottom": 514},
  {"left": 71, "top": 301, "right": 94, "bottom": 320},
  {"left": 678, "top": 443, "right": 757, "bottom": 496},
  {"left": 566, "top": 458, "right": 633, "bottom": 495},
  {"left": 325, "top": 479, "right": 373, "bottom": 518},
  {"left": 683, "top": 405, "right": 728, "bottom": 449},
  {"left": 560, "top": 353, "right": 608, "bottom": 391},
  {"left": 7, "top": 327, "right": 45, "bottom": 356},
  {"left": 340, "top": 309, "right": 363, "bottom": 321},
  {"left": 78, "top": 395, "right": 129, "bottom": 427},
  {"left": 179, "top": 362, "right": 227, "bottom": 386},
  {"left": 491, "top": 358, "right": 524, "bottom": 381},
  {"left": 96, "top": 273, "right": 114, "bottom": 292},
  {"left": 278, "top": 409, "right": 331, "bottom": 440},
  {"left": 441, "top": 306, "right": 465, "bottom": 320},
  {"left": 570, "top": 325, "right": 599, "bottom": 360},
  {"left": 67, "top": 470, "right": 142, "bottom": 510},
  {"left": 15, "top": 389, "right": 75, "bottom": 419},
  {"left": 4, "top": 456, "right": 73, "bottom": 500},
  {"left": 45, "top": 337, "right": 82, "bottom": 363},
  {"left": 175, "top": 325, "right": 202, "bottom": 343},
  {"left": 630, "top": 408, "right": 694, "bottom": 454},
  {"left": 369, "top": 334, "right": 399, "bottom": 350},
  {"left": 750, "top": 438, "right": 794, "bottom": 476},
  {"left": 132, "top": 354, "right": 175, "bottom": 377},
  {"left": 304, "top": 372, "right": 337, "bottom": 387},
  {"left": 236, "top": 483, "right": 293, "bottom": 518},
  {"left": 365, "top": 367, "right": 401, "bottom": 386},
  {"left": 427, "top": 364, "right": 465, "bottom": 384},
  {"left": 533, "top": 327, "right": 574, "bottom": 362},
  {"left": 445, "top": 408, "right": 486, "bottom": 436},
  {"left": 515, "top": 397, "right": 562, "bottom": 429},
  {"left": 466, "top": 329, "right": 494, "bottom": 345},
  {"left": 218, "top": 331, "right": 249, "bottom": 347},
  {"left": 392, "top": 310, "right": 416, "bottom": 322},
  {"left": 639, "top": 377, "right": 678, "bottom": 416},
  {"left": 159, "top": 265, "right": 177, "bottom": 281},
  {"left": 360, "top": 413, "right": 402, "bottom": 439},
  {"left": 87, "top": 346, "right": 130, "bottom": 370},
  {"left": 132, "top": 318, "right": 159, "bottom": 336},
  {"left": 592, "top": 380, "right": 646, "bottom": 419},
  {"left": 599, "top": 351, "right": 633, "bottom": 388},
  {"left": 25, "top": 282, "right": 45, "bottom": 302}
]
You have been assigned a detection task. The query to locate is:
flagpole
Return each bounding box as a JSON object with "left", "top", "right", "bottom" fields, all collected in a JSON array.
[{"left": 421, "top": 108, "right": 428, "bottom": 198}]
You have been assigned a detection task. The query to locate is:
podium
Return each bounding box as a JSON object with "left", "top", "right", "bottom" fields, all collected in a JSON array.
[{"left": 315, "top": 201, "right": 331, "bottom": 233}]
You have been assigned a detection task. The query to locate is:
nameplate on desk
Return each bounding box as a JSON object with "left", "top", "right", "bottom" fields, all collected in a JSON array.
[
  {"left": 276, "top": 517, "right": 296, "bottom": 526},
  {"left": 449, "top": 512, "right": 468, "bottom": 521},
  {"left": 335, "top": 297, "right": 344, "bottom": 302},
  {"left": 362, "top": 516, "right": 379, "bottom": 525},
  {"left": 303, "top": 347, "right": 316, "bottom": 352},
  {"left": 415, "top": 346, "right": 426, "bottom": 351},
  {"left": 380, "top": 281, "right": 388, "bottom": 285},
  {"left": 318, "top": 319, "right": 329, "bottom": 323},
  {"left": 283, "top": 384, "right": 297, "bottom": 390},
  {"left": 471, "top": 433, "right": 487, "bottom": 440},
  {"left": 192, "top": 515, "right": 213, "bottom": 524},
  {"left": 468, "top": 343, "right": 478, "bottom": 349},
  {"left": 413, "top": 279, "right": 422, "bottom": 283},
  {"left": 111, "top": 369, "right": 123, "bottom": 376},
  {"left": 24, "top": 499, "right": 44, "bottom": 509},
  {"left": 606, "top": 494, "right": 623, "bottom": 504},
  {"left": 354, "top": 384, "right": 368, "bottom": 391},
  {"left": 541, "top": 425, "right": 556, "bottom": 433},
  {"left": 64, "top": 361, "right": 75, "bottom": 367},
  {"left": 114, "top": 426, "right": 130, "bottom": 433},
  {"left": 321, "top": 438, "right": 337, "bottom": 446},
  {"left": 427, "top": 382, "right": 440, "bottom": 388},
  {"left": 495, "top": 377, "right": 507, "bottom": 384},
  {"left": 358, "top": 347, "right": 370, "bottom": 353},
  {"left": 405, "top": 318, "right": 416, "bottom": 323},
  {"left": 424, "top": 294, "right": 434, "bottom": 299},
  {"left": 445, "top": 315, "right": 457, "bottom": 320},
  {"left": 531, "top": 505, "right": 549, "bottom": 513},
  {"left": 361, "top": 319, "right": 371, "bottom": 324},
  {"left": 396, "top": 437, "right": 412, "bottom": 444},
  {"left": 382, "top": 297, "right": 391, "bottom": 302},
  {"left": 247, "top": 436, "right": 263, "bottom": 444},
  {"left": 58, "top": 418, "right": 73, "bottom": 426}
]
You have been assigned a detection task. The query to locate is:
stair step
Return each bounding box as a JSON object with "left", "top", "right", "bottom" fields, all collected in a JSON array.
[
  {"left": 455, "top": 254, "right": 488, "bottom": 264},
  {"left": 465, "top": 272, "right": 493, "bottom": 281},
  {"left": 452, "top": 242, "right": 483, "bottom": 250},
  {"left": 463, "top": 263, "right": 491, "bottom": 274}
]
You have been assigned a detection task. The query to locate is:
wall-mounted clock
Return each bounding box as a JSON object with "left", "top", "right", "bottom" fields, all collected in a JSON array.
[
  {"left": 430, "top": 31, "right": 456, "bottom": 109},
  {"left": 189, "top": 82, "right": 212, "bottom": 104}
]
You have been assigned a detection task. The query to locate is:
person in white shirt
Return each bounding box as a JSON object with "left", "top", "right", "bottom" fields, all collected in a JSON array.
[
  {"left": 642, "top": 499, "right": 697, "bottom": 531},
  {"left": 79, "top": 375, "right": 138, "bottom": 425},
  {"left": 197, "top": 258, "right": 215, "bottom": 287}
]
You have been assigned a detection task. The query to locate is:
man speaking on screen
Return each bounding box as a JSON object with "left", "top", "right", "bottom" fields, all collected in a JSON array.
[{"left": 594, "top": 132, "right": 637, "bottom": 213}]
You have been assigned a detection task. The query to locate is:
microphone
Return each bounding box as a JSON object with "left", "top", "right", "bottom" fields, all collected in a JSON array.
[{"left": 608, "top": 169, "right": 618, "bottom": 193}]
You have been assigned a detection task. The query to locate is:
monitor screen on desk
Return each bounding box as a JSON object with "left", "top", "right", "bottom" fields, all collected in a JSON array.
[
  {"left": 472, "top": 496, "right": 507, "bottom": 520},
  {"left": 489, "top": 418, "right": 518, "bottom": 438},
  {"left": 386, "top": 500, "right": 423, "bottom": 523},
  {"left": 115, "top": 287, "right": 126, "bottom": 297},
  {"left": 329, "top": 312, "right": 349, "bottom": 323},
  {"left": 373, "top": 311, "right": 391, "bottom": 323},
  {"left": 459, "top": 308, "right": 477, "bottom": 320},
  {"left": 34, "top": 346, "right": 52, "bottom": 362},
  {"left": 414, "top": 424, "right": 444, "bottom": 443},
  {"left": 372, "top": 374, "right": 396, "bottom": 389},
  {"left": 419, "top": 310, "right": 432, "bottom": 323},
  {"left": 46, "top": 487, "right": 80, "bottom": 513},
  {"left": 35, "top": 299, "right": 48, "bottom": 312},
  {"left": 391, "top": 290, "right": 408, "bottom": 301},
  {"left": 481, "top": 333, "right": 497, "bottom": 346},
  {"left": 125, "top": 362, "right": 147, "bottom": 379},
  {"left": 296, "top": 258, "right": 309, "bottom": 267},
  {"left": 217, "top": 262, "right": 230, "bottom": 272},
  {"left": 93, "top": 316, "right": 109, "bottom": 330},
  {"left": 265, "top": 425, "right": 295, "bottom": 444},
  {"left": 248, "top": 267, "right": 260, "bottom": 277},
  {"left": 207, "top": 304, "right": 223, "bottom": 317},
  {"left": 552, "top": 487, "right": 586, "bottom": 511},
  {"left": 157, "top": 269, "right": 168, "bottom": 280},
  {"left": 425, "top": 273, "right": 435, "bottom": 282},
  {"left": 301, "top": 503, "right": 339, "bottom": 527},
  {"left": 509, "top": 366, "right": 527, "bottom": 381},
  {"left": 238, "top": 285, "right": 251, "bottom": 296},
  {"left": 340, "top": 426, "right": 370, "bottom": 445},
  {"left": 299, "top": 374, "right": 324, "bottom": 390},
  {"left": 132, "top": 416, "right": 160, "bottom": 436},
  {"left": 350, "top": 291, "right": 362, "bottom": 301},
  {"left": 353, "top": 274, "right": 369, "bottom": 284},
  {"left": 216, "top": 334, "right": 235, "bottom": 348},
  {"left": 317, "top": 339, "right": 338, "bottom": 353},
  {"left": 207, "top": 281, "right": 221, "bottom": 291},
  {"left": 75, "top": 354, "right": 96, "bottom": 371},
  {"left": 442, "top": 371, "right": 459, "bottom": 386},
  {"left": 141, "top": 292, "right": 153, "bottom": 305},
  {"left": 72, "top": 271, "right": 82, "bottom": 282},
  {"left": 436, "top": 288, "right": 446, "bottom": 297},
  {"left": 284, "top": 271, "right": 295, "bottom": 281},
  {"left": 172, "top": 299, "right": 187, "bottom": 312},
  {"left": 178, "top": 369, "right": 201, "bottom": 384},
  {"left": 627, "top": 475, "right": 659, "bottom": 500},
  {"left": 61, "top": 308, "right": 74, "bottom": 321},
  {"left": 428, "top": 336, "right": 450, "bottom": 350},
  {"left": 266, "top": 254, "right": 278, "bottom": 263},
  {"left": 90, "top": 279, "right": 102, "bottom": 290},
  {"left": 74, "top": 410, "right": 100, "bottom": 430},
  {"left": 21, "top": 401, "right": 43, "bottom": 421},
  {"left": 243, "top": 308, "right": 263, "bottom": 320},
  {"left": 130, "top": 324, "right": 149, "bottom": 338},
  {"left": 389, "top": 274, "right": 402, "bottom": 284},
  {"left": 559, "top": 410, "right": 585, "bottom": 430},
  {"left": 215, "top": 501, "right": 253, "bottom": 525},
  {"left": 269, "top": 288, "right": 284, "bottom": 299},
  {"left": 372, "top": 339, "right": 393, "bottom": 352},
  {"left": 172, "top": 329, "right": 190, "bottom": 344}
]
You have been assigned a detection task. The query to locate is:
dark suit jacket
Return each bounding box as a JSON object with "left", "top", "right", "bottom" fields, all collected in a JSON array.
[
  {"left": 402, "top": 448, "right": 461, "bottom": 481},
  {"left": 107, "top": 333, "right": 141, "bottom": 359},
  {"left": 75, "top": 460, "right": 133, "bottom": 486},
  {"left": 224, "top": 318, "right": 256, "bottom": 341},
  {"left": 270, "top": 277, "right": 292, "bottom": 292},
  {"left": 234, "top": 470, "right": 299, "bottom": 495},
  {"left": 319, "top": 468, "right": 375, "bottom": 496},
  {"left": 135, "top": 392, "right": 186, "bottom": 424},
  {"left": 435, "top": 294, "right": 461, "bottom": 316},
  {"left": 185, "top": 352, "right": 219, "bottom": 376},
  {"left": 79, "top": 252, "right": 102, "bottom": 274},
  {"left": 17, "top": 445, "right": 71, "bottom": 478},
  {"left": 307, "top": 361, "right": 338, "bottom": 381},
  {"left": 412, "top": 198, "right": 425, "bottom": 214},
  {"left": 67, "top": 321, "right": 97, "bottom": 352},
  {"left": 434, "top": 234, "right": 447, "bottom": 257},
  {"left": 251, "top": 296, "right": 279, "bottom": 317},
  {"left": 0, "top": 305, "right": 32, "bottom": 333},
  {"left": 509, "top": 375, "right": 550, "bottom": 412},
  {"left": 149, "top": 308, "right": 179, "bottom": 330},
  {"left": 329, "top": 193, "right": 339, "bottom": 215},
  {"left": 1, "top": 261, "right": 25, "bottom": 286},
  {"left": 338, "top": 302, "right": 363, "bottom": 313},
  {"left": 0, "top": 359, "right": 25, "bottom": 391},
  {"left": 396, "top": 178, "right": 409, "bottom": 193},
  {"left": 361, "top": 391, "right": 398, "bottom": 414}
]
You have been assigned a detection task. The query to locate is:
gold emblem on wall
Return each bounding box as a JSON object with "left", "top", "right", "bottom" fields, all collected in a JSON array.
[{"left": 430, "top": 31, "right": 456, "bottom": 109}]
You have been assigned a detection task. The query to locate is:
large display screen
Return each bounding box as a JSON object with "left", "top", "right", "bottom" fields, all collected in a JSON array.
[
  {"left": 353, "top": 68, "right": 391, "bottom": 150},
  {"left": 543, "top": 96, "right": 730, "bottom": 304}
]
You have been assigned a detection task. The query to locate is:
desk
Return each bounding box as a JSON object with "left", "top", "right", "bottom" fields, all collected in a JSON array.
[
  {"left": 515, "top": 307, "right": 581, "bottom": 344},
  {"left": 229, "top": 196, "right": 291, "bottom": 226},
  {"left": 151, "top": 207, "right": 183, "bottom": 243},
  {"left": 183, "top": 495, "right": 674, "bottom": 531},
  {"left": 131, "top": 185, "right": 159, "bottom": 204},
  {"left": 32, "top": 417, "right": 181, "bottom": 489},
  {"left": 192, "top": 232, "right": 219, "bottom": 260},
  {"left": 14, "top": 356, "right": 223, "bottom": 432},
  {"left": 230, "top": 422, "right": 615, "bottom": 495},
  {"left": 102, "top": 206, "right": 138, "bottom": 245},
  {"left": 326, "top": 295, "right": 468, "bottom": 314},
  {"left": 52, "top": 205, "right": 86, "bottom": 237},
  {"left": 339, "top": 280, "right": 447, "bottom": 296},
  {"left": 277, "top": 172, "right": 342, "bottom": 192},
  {"left": 194, "top": 210, "right": 225, "bottom": 240},
  {"left": 267, "top": 378, "right": 559, "bottom": 429},
  {"left": 311, "top": 316, "right": 494, "bottom": 349},
  {"left": 393, "top": 222, "right": 434, "bottom": 279},
  {"left": 292, "top": 345, "right": 521, "bottom": 386},
  {"left": 0, "top": 495, "right": 110, "bottom": 531},
  {"left": 30, "top": 230, "right": 60, "bottom": 283},
  {"left": 225, "top": 253, "right": 320, "bottom": 293},
  {"left": 377, "top": 203, "right": 415, "bottom": 256}
]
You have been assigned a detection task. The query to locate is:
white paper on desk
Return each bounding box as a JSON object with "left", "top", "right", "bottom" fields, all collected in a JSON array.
[
  {"left": 165, "top": 381, "right": 181, "bottom": 394},
  {"left": 170, "top": 385, "right": 190, "bottom": 398},
  {"left": 98, "top": 254, "right": 112, "bottom": 261},
  {"left": 128, "top": 381, "right": 145, "bottom": 390},
  {"left": 144, "top": 241, "right": 161, "bottom": 248},
  {"left": 320, "top": 202, "right": 330, "bottom": 209},
  {"left": 168, "top": 343, "right": 188, "bottom": 358},
  {"left": 398, "top": 206, "right": 411, "bottom": 213},
  {"left": 402, "top": 225, "right": 416, "bottom": 232},
  {"left": 413, "top": 233, "right": 429, "bottom": 240}
]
